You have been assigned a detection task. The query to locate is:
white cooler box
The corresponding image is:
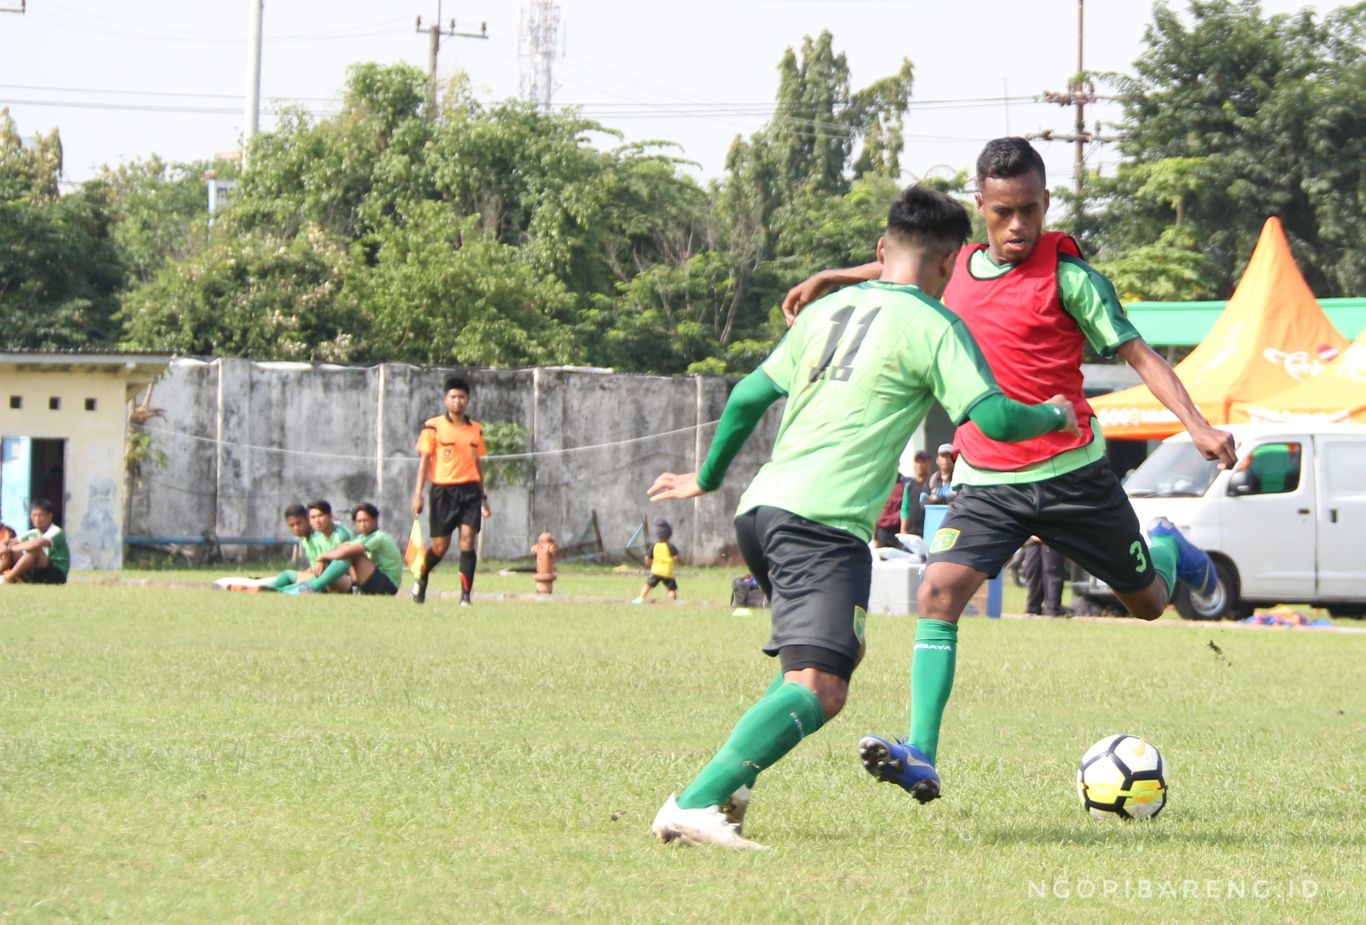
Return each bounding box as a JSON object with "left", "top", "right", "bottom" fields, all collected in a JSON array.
[{"left": 867, "top": 558, "right": 925, "bottom": 616}]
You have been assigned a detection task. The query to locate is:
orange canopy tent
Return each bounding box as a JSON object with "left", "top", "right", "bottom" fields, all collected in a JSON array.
[
  {"left": 1228, "top": 335, "right": 1366, "bottom": 423},
  {"left": 1091, "top": 217, "right": 1349, "bottom": 439}
]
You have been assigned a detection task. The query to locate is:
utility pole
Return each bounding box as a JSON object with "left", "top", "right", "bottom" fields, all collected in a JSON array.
[
  {"left": 415, "top": 1, "right": 488, "bottom": 117},
  {"left": 243, "top": 0, "right": 264, "bottom": 170},
  {"left": 1030, "top": 0, "right": 1125, "bottom": 227}
]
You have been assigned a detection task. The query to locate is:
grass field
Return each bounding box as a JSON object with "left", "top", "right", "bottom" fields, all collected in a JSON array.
[{"left": 1, "top": 573, "right": 1361, "bottom": 923}]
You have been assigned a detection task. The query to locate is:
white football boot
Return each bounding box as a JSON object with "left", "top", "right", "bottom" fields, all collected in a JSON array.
[
  {"left": 651, "top": 793, "right": 767, "bottom": 851},
  {"left": 719, "top": 785, "right": 751, "bottom": 832}
]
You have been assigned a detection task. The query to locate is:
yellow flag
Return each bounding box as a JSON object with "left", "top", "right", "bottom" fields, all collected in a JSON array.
[{"left": 405, "top": 519, "right": 426, "bottom": 578}]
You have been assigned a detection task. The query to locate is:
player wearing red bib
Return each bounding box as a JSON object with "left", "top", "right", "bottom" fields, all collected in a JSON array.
[{"left": 783, "top": 138, "right": 1237, "bottom": 804}]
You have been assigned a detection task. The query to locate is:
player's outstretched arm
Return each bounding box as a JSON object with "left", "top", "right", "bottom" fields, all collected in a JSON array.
[
  {"left": 648, "top": 369, "right": 785, "bottom": 501},
  {"left": 781, "top": 262, "right": 881, "bottom": 326},
  {"left": 648, "top": 472, "right": 703, "bottom": 501},
  {"left": 967, "top": 392, "right": 1079, "bottom": 441},
  {"left": 1117, "top": 339, "right": 1236, "bottom": 467}
]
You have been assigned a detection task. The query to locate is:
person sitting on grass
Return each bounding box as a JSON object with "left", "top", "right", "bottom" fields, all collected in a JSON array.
[
  {"left": 295, "top": 502, "right": 403, "bottom": 596},
  {"left": 0, "top": 522, "right": 15, "bottom": 567},
  {"left": 227, "top": 501, "right": 353, "bottom": 592},
  {"left": 0, "top": 500, "right": 70, "bottom": 585},
  {"left": 279, "top": 500, "right": 356, "bottom": 594},
  {"left": 632, "top": 519, "right": 681, "bottom": 604}
]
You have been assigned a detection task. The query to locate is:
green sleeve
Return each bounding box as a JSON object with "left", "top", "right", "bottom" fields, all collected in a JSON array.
[
  {"left": 900, "top": 485, "right": 912, "bottom": 520},
  {"left": 696, "top": 370, "right": 786, "bottom": 491},
  {"left": 967, "top": 393, "right": 1070, "bottom": 442},
  {"left": 928, "top": 319, "right": 1004, "bottom": 424},
  {"left": 1057, "top": 256, "right": 1141, "bottom": 358}
]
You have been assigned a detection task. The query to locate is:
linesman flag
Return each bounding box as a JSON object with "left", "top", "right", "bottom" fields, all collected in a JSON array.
[{"left": 405, "top": 519, "right": 426, "bottom": 578}]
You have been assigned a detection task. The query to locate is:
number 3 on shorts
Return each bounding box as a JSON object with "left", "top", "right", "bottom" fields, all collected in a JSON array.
[{"left": 1129, "top": 539, "right": 1149, "bottom": 574}]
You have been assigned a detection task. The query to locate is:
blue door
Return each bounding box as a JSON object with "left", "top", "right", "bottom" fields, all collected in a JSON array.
[{"left": 1, "top": 436, "right": 32, "bottom": 530}]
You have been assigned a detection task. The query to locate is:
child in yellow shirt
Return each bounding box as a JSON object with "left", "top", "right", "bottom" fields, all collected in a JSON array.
[{"left": 633, "top": 519, "right": 682, "bottom": 603}]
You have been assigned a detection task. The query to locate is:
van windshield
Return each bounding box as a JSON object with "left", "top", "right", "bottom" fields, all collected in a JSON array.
[{"left": 1123, "top": 442, "right": 1221, "bottom": 498}]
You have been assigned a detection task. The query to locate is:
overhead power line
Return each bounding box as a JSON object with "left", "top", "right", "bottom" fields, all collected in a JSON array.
[
  {"left": 23, "top": 6, "right": 409, "bottom": 44},
  {"left": 414, "top": 1, "right": 488, "bottom": 115}
]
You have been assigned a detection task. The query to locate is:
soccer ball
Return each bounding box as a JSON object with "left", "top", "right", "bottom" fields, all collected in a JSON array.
[{"left": 1076, "top": 734, "right": 1167, "bottom": 820}]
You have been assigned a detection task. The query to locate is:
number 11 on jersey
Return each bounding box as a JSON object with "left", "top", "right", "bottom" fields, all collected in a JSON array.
[{"left": 809, "top": 306, "right": 881, "bottom": 383}]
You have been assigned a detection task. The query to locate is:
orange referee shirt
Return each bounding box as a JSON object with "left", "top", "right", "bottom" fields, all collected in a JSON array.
[{"left": 416, "top": 415, "right": 487, "bottom": 486}]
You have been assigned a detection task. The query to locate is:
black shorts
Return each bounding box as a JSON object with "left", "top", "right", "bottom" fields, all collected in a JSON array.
[
  {"left": 25, "top": 564, "right": 68, "bottom": 585},
  {"left": 926, "top": 459, "right": 1154, "bottom": 593},
  {"left": 429, "top": 483, "right": 483, "bottom": 539},
  {"left": 734, "top": 506, "right": 870, "bottom": 680},
  {"left": 646, "top": 574, "right": 678, "bottom": 590},
  {"left": 357, "top": 569, "right": 399, "bottom": 596}
]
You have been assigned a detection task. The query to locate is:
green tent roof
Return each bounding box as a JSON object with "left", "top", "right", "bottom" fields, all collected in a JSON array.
[{"left": 1126, "top": 298, "right": 1366, "bottom": 347}]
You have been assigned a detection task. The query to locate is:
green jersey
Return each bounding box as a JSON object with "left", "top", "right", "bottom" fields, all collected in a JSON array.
[
  {"left": 738, "top": 280, "right": 1001, "bottom": 541},
  {"left": 299, "top": 525, "right": 353, "bottom": 565},
  {"left": 359, "top": 529, "right": 404, "bottom": 588},
  {"left": 21, "top": 523, "right": 70, "bottom": 574}
]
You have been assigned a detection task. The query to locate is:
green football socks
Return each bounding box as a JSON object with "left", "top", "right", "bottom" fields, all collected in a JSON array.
[
  {"left": 306, "top": 558, "right": 353, "bottom": 592},
  {"left": 676, "top": 680, "right": 826, "bottom": 810},
  {"left": 908, "top": 618, "right": 958, "bottom": 765},
  {"left": 1146, "top": 535, "right": 1179, "bottom": 602},
  {"left": 264, "top": 570, "right": 299, "bottom": 590}
]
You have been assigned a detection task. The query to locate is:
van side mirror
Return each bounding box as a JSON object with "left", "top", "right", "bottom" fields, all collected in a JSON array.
[{"left": 1228, "top": 469, "right": 1258, "bottom": 496}]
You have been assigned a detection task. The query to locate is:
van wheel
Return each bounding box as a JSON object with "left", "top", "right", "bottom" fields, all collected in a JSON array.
[{"left": 1174, "top": 559, "right": 1239, "bottom": 621}]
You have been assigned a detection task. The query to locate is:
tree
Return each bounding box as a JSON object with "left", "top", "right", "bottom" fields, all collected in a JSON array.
[
  {"left": 1094, "top": 1, "right": 1365, "bottom": 298},
  {"left": 119, "top": 226, "right": 363, "bottom": 362},
  {"left": 345, "top": 205, "right": 575, "bottom": 367},
  {"left": 702, "top": 33, "right": 917, "bottom": 368},
  {"left": 84, "top": 156, "right": 229, "bottom": 287},
  {"left": 0, "top": 110, "right": 124, "bottom": 350}
]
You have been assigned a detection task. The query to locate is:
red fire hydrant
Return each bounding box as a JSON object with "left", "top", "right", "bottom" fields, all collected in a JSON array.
[{"left": 531, "top": 532, "right": 559, "bottom": 594}]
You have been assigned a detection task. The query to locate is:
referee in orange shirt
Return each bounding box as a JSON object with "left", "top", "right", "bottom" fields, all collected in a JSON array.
[{"left": 411, "top": 376, "right": 491, "bottom": 606}]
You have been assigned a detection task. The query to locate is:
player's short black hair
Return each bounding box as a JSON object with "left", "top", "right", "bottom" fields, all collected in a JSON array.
[
  {"left": 886, "top": 185, "right": 972, "bottom": 254},
  {"left": 352, "top": 502, "right": 379, "bottom": 521},
  {"left": 308, "top": 499, "right": 332, "bottom": 516},
  {"left": 29, "top": 498, "right": 54, "bottom": 514},
  {"left": 283, "top": 503, "right": 308, "bottom": 520},
  {"left": 976, "top": 136, "right": 1046, "bottom": 186},
  {"left": 444, "top": 376, "right": 471, "bottom": 395}
]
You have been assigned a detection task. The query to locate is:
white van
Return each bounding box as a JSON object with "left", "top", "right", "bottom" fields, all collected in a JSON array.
[{"left": 1073, "top": 424, "right": 1366, "bottom": 619}]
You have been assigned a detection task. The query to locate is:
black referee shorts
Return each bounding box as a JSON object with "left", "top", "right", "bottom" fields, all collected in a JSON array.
[
  {"left": 429, "top": 483, "right": 483, "bottom": 539},
  {"left": 926, "top": 459, "right": 1156, "bottom": 594}
]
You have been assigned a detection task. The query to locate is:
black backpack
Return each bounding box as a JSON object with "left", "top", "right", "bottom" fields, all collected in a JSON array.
[{"left": 730, "top": 575, "right": 767, "bottom": 608}]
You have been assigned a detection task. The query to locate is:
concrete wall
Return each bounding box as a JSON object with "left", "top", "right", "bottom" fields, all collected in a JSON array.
[
  {"left": 129, "top": 360, "right": 785, "bottom": 565},
  {"left": 1, "top": 368, "right": 141, "bottom": 569}
]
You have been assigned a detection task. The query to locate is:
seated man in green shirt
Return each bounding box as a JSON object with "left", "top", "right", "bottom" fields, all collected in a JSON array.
[
  {"left": 301, "top": 502, "right": 404, "bottom": 596},
  {"left": 279, "top": 500, "right": 356, "bottom": 594},
  {"left": 1, "top": 499, "right": 71, "bottom": 585},
  {"left": 644, "top": 185, "right": 1079, "bottom": 850}
]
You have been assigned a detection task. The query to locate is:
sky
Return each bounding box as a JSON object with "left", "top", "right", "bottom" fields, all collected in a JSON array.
[{"left": 0, "top": 0, "right": 1351, "bottom": 190}]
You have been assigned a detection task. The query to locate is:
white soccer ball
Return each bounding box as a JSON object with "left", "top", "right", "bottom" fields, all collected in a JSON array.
[{"left": 1076, "top": 734, "right": 1167, "bottom": 820}]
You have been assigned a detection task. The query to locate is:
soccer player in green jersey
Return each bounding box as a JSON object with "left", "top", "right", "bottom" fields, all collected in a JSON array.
[
  {"left": 281, "top": 500, "right": 357, "bottom": 594},
  {"left": 307, "top": 503, "right": 405, "bottom": 596},
  {"left": 783, "top": 138, "right": 1238, "bottom": 806},
  {"left": 645, "top": 185, "right": 1080, "bottom": 850},
  {"left": 241, "top": 501, "right": 352, "bottom": 593}
]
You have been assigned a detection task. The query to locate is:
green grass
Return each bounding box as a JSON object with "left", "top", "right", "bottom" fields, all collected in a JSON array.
[{"left": 1, "top": 581, "right": 1361, "bottom": 923}]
